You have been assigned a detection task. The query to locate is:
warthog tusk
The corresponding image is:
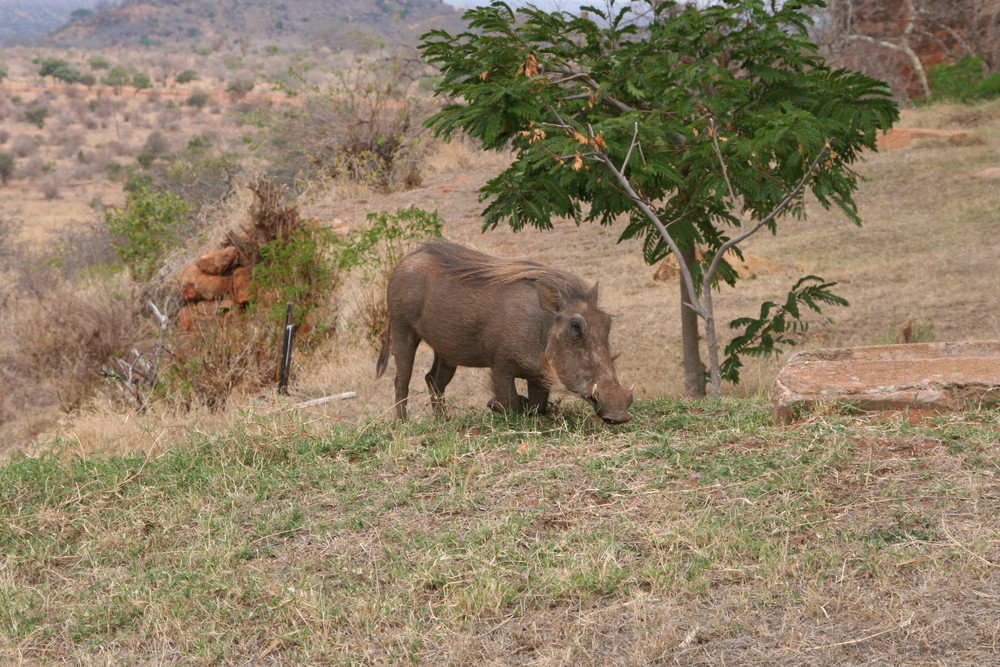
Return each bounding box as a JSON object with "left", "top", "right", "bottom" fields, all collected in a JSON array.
[
  {"left": 591, "top": 382, "right": 599, "bottom": 400},
  {"left": 629, "top": 382, "right": 637, "bottom": 394}
]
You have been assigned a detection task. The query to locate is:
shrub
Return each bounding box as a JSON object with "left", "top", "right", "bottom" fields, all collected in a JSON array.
[
  {"left": 24, "top": 107, "right": 48, "bottom": 129},
  {"left": 161, "top": 177, "right": 339, "bottom": 408},
  {"left": 927, "top": 56, "right": 1000, "bottom": 103},
  {"left": 260, "top": 52, "right": 431, "bottom": 191},
  {"left": 334, "top": 206, "right": 444, "bottom": 344},
  {"left": 159, "top": 311, "right": 276, "bottom": 410},
  {"left": 89, "top": 55, "right": 110, "bottom": 70},
  {"left": 175, "top": 69, "right": 198, "bottom": 84},
  {"left": 102, "top": 65, "right": 132, "bottom": 93},
  {"left": 252, "top": 225, "right": 339, "bottom": 332},
  {"left": 226, "top": 78, "right": 255, "bottom": 100},
  {"left": 185, "top": 92, "right": 210, "bottom": 108},
  {"left": 132, "top": 72, "right": 152, "bottom": 92},
  {"left": 163, "top": 153, "right": 241, "bottom": 213},
  {"left": 104, "top": 185, "right": 192, "bottom": 280},
  {"left": 234, "top": 178, "right": 340, "bottom": 333},
  {"left": 186, "top": 134, "right": 212, "bottom": 152},
  {"left": 10, "top": 135, "right": 38, "bottom": 158},
  {"left": 142, "top": 130, "right": 170, "bottom": 156},
  {"left": 38, "top": 175, "right": 60, "bottom": 199},
  {"left": 136, "top": 152, "right": 157, "bottom": 168},
  {"left": 0, "top": 269, "right": 148, "bottom": 413}
]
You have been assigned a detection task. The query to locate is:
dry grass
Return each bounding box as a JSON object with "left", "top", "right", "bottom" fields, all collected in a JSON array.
[{"left": 0, "top": 399, "right": 997, "bottom": 664}]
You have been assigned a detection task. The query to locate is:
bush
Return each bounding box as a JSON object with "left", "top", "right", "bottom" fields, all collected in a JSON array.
[
  {"left": 132, "top": 72, "right": 152, "bottom": 92},
  {"left": 252, "top": 225, "right": 339, "bottom": 332},
  {"left": 226, "top": 78, "right": 255, "bottom": 100},
  {"left": 261, "top": 52, "right": 431, "bottom": 191},
  {"left": 161, "top": 177, "right": 339, "bottom": 408},
  {"left": 142, "top": 130, "right": 170, "bottom": 156},
  {"left": 24, "top": 107, "right": 48, "bottom": 129},
  {"left": 10, "top": 135, "right": 38, "bottom": 158},
  {"left": 104, "top": 185, "right": 192, "bottom": 280},
  {"left": 38, "top": 175, "right": 60, "bottom": 199},
  {"left": 175, "top": 69, "right": 198, "bottom": 84},
  {"left": 334, "top": 206, "right": 444, "bottom": 344},
  {"left": 0, "top": 269, "right": 149, "bottom": 413},
  {"left": 927, "top": 56, "right": 1000, "bottom": 103},
  {"left": 163, "top": 153, "right": 241, "bottom": 213},
  {"left": 185, "top": 92, "right": 210, "bottom": 108}
]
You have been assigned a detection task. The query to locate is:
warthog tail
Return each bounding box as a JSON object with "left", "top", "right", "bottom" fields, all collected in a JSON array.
[{"left": 375, "top": 326, "right": 391, "bottom": 379}]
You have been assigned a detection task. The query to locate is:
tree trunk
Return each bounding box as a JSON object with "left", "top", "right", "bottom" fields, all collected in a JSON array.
[{"left": 679, "top": 244, "right": 706, "bottom": 397}]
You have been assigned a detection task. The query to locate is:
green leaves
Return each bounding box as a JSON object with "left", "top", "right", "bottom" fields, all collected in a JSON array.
[
  {"left": 721, "top": 276, "right": 850, "bottom": 384},
  {"left": 105, "top": 185, "right": 191, "bottom": 281}
]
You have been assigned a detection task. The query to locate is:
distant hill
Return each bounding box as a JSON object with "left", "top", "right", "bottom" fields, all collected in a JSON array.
[
  {"left": 0, "top": 0, "right": 96, "bottom": 46},
  {"left": 38, "top": 0, "right": 467, "bottom": 52}
]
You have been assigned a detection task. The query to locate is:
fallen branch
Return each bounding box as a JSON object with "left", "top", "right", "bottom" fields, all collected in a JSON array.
[{"left": 293, "top": 392, "right": 357, "bottom": 408}]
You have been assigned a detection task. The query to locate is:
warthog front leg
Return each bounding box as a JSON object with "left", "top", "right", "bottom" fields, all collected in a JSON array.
[
  {"left": 487, "top": 366, "right": 524, "bottom": 414},
  {"left": 526, "top": 379, "right": 550, "bottom": 415}
]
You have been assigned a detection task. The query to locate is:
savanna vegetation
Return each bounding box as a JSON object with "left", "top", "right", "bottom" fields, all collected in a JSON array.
[{"left": 0, "top": 0, "right": 999, "bottom": 663}]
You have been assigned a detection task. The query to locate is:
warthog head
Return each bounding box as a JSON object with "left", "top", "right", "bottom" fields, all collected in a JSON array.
[{"left": 538, "top": 281, "right": 633, "bottom": 424}]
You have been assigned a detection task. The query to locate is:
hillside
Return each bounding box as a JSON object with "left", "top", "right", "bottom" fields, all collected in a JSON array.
[
  {"left": 40, "top": 0, "right": 467, "bottom": 51},
  {"left": 0, "top": 0, "right": 93, "bottom": 46}
]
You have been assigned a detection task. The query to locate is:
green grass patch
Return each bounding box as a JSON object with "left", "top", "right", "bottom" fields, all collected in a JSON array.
[{"left": 1, "top": 398, "right": 998, "bottom": 662}]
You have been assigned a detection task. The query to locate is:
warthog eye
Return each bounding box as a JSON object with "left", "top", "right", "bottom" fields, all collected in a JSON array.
[{"left": 568, "top": 316, "right": 585, "bottom": 338}]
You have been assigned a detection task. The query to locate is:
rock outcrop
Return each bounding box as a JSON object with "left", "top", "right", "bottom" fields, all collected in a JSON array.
[
  {"left": 772, "top": 341, "right": 1000, "bottom": 423},
  {"left": 176, "top": 244, "right": 251, "bottom": 332}
]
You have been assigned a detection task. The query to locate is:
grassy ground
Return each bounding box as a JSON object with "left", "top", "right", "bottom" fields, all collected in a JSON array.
[{"left": 2, "top": 398, "right": 998, "bottom": 664}]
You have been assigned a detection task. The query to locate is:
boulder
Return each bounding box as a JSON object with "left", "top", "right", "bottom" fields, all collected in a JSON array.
[
  {"left": 772, "top": 341, "right": 1000, "bottom": 423},
  {"left": 196, "top": 246, "right": 239, "bottom": 275},
  {"left": 192, "top": 272, "right": 233, "bottom": 301},
  {"left": 177, "top": 263, "right": 202, "bottom": 302},
  {"left": 232, "top": 266, "right": 253, "bottom": 305}
]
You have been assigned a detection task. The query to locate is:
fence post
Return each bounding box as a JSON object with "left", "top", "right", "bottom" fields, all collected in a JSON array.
[{"left": 278, "top": 302, "right": 296, "bottom": 394}]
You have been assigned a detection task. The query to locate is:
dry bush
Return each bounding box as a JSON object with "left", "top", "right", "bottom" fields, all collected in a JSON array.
[
  {"left": 10, "top": 135, "right": 39, "bottom": 158},
  {"left": 49, "top": 218, "right": 119, "bottom": 272},
  {"left": 423, "top": 134, "right": 499, "bottom": 175},
  {"left": 261, "top": 54, "right": 434, "bottom": 192},
  {"left": 161, "top": 312, "right": 278, "bottom": 411},
  {"left": 19, "top": 158, "right": 46, "bottom": 180},
  {"left": 38, "top": 175, "right": 61, "bottom": 200},
  {"left": 0, "top": 268, "right": 149, "bottom": 416}
]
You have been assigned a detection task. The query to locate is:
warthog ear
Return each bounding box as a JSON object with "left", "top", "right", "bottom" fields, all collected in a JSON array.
[
  {"left": 536, "top": 280, "right": 563, "bottom": 314},
  {"left": 588, "top": 282, "right": 600, "bottom": 303}
]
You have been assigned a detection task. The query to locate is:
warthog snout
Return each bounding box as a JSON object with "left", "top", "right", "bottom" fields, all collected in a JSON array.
[{"left": 585, "top": 380, "right": 634, "bottom": 425}]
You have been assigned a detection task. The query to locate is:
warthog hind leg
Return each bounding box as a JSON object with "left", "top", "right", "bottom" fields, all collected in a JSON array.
[{"left": 425, "top": 354, "right": 457, "bottom": 417}]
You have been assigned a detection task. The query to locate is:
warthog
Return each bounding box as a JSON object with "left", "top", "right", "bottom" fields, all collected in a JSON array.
[{"left": 376, "top": 242, "right": 633, "bottom": 423}]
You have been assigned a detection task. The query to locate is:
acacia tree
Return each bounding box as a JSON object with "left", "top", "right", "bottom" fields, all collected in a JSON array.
[{"left": 420, "top": 0, "right": 898, "bottom": 397}]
